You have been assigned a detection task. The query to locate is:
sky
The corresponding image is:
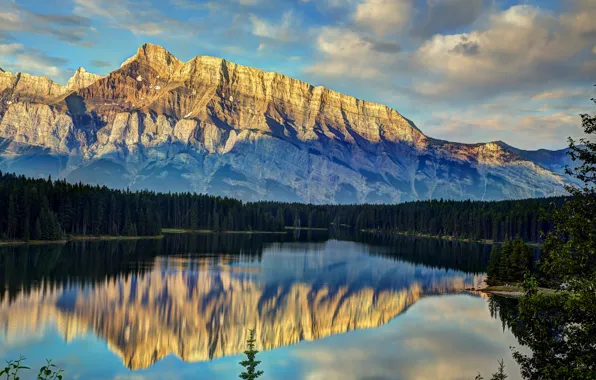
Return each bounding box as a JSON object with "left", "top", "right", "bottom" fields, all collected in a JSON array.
[{"left": 0, "top": 0, "right": 594, "bottom": 150}]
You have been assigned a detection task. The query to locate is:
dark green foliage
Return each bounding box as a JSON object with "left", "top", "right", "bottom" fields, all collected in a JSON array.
[
  {"left": 36, "top": 359, "right": 63, "bottom": 380},
  {"left": 472, "top": 358, "right": 509, "bottom": 380},
  {"left": 0, "top": 356, "right": 63, "bottom": 380},
  {"left": 0, "top": 171, "right": 562, "bottom": 242},
  {"left": 490, "top": 359, "right": 508, "bottom": 380},
  {"left": 0, "top": 174, "right": 162, "bottom": 240},
  {"left": 0, "top": 355, "right": 30, "bottom": 379},
  {"left": 486, "top": 237, "right": 533, "bottom": 284},
  {"left": 125, "top": 223, "right": 137, "bottom": 237},
  {"left": 491, "top": 92, "right": 596, "bottom": 379},
  {"left": 239, "top": 329, "right": 263, "bottom": 380},
  {"left": 190, "top": 201, "right": 199, "bottom": 230},
  {"left": 486, "top": 245, "right": 501, "bottom": 282}
]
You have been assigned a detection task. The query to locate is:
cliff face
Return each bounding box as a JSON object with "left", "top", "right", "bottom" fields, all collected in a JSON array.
[
  {"left": 66, "top": 67, "right": 103, "bottom": 91},
  {"left": 0, "top": 43, "right": 569, "bottom": 203}
]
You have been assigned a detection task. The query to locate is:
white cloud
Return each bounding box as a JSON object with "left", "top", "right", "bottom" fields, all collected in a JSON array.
[
  {"left": 74, "top": 0, "right": 196, "bottom": 37},
  {"left": 531, "top": 88, "right": 588, "bottom": 101},
  {"left": 308, "top": 61, "right": 381, "bottom": 79},
  {"left": 0, "top": 43, "right": 24, "bottom": 55},
  {"left": 411, "top": 0, "right": 488, "bottom": 38},
  {"left": 171, "top": 0, "right": 261, "bottom": 9},
  {"left": 306, "top": 27, "right": 401, "bottom": 79},
  {"left": 236, "top": 0, "right": 261, "bottom": 4},
  {"left": 413, "top": 4, "right": 596, "bottom": 98},
  {"left": 249, "top": 11, "right": 297, "bottom": 41},
  {"left": 425, "top": 105, "right": 585, "bottom": 150},
  {"left": 0, "top": 5, "right": 93, "bottom": 46},
  {"left": 0, "top": 45, "right": 70, "bottom": 83},
  {"left": 353, "top": 0, "right": 411, "bottom": 36}
]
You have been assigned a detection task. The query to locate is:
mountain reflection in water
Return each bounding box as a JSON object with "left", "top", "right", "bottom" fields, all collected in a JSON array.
[{"left": 0, "top": 233, "right": 486, "bottom": 373}]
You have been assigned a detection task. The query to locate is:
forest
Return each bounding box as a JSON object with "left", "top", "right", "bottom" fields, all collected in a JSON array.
[
  {"left": 0, "top": 170, "right": 564, "bottom": 242},
  {"left": 486, "top": 237, "right": 534, "bottom": 285}
]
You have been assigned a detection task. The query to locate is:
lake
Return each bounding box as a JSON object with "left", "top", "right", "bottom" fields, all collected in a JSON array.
[{"left": 0, "top": 232, "right": 527, "bottom": 380}]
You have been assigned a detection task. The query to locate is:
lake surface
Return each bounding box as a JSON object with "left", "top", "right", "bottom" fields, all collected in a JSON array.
[{"left": 0, "top": 232, "right": 527, "bottom": 380}]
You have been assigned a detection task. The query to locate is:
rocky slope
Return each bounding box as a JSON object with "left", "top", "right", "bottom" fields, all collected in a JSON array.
[{"left": 0, "top": 44, "right": 570, "bottom": 203}]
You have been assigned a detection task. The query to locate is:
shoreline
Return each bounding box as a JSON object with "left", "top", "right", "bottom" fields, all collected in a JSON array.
[
  {"left": 284, "top": 226, "right": 328, "bottom": 231},
  {"left": 466, "top": 285, "right": 557, "bottom": 298},
  {"left": 360, "top": 229, "right": 541, "bottom": 246},
  {"left": 162, "top": 228, "right": 287, "bottom": 235},
  {"left": 0, "top": 234, "right": 164, "bottom": 246}
]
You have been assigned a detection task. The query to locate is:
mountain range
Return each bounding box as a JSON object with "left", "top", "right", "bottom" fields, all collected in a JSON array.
[{"left": 0, "top": 43, "right": 572, "bottom": 203}]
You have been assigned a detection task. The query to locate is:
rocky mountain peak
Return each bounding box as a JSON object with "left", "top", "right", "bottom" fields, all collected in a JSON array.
[
  {"left": 121, "top": 43, "right": 184, "bottom": 74},
  {"left": 66, "top": 67, "right": 103, "bottom": 91}
]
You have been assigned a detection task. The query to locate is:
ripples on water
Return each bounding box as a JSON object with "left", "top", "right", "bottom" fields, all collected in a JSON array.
[{"left": 0, "top": 232, "right": 526, "bottom": 379}]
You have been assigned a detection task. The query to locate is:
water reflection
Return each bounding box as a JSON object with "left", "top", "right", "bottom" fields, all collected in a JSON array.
[{"left": 0, "top": 233, "right": 491, "bottom": 378}]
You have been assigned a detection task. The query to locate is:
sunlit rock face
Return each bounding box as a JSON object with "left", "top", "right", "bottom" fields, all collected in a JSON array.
[
  {"left": 0, "top": 242, "right": 484, "bottom": 370},
  {"left": 0, "top": 44, "right": 569, "bottom": 203}
]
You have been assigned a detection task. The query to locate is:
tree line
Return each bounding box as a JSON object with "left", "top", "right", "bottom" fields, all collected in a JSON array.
[
  {"left": 0, "top": 170, "right": 564, "bottom": 242},
  {"left": 255, "top": 197, "right": 563, "bottom": 242},
  {"left": 486, "top": 237, "right": 534, "bottom": 285}
]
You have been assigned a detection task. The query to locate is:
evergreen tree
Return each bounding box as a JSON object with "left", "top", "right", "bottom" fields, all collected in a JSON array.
[
  {"left": 190, "top": 202, "right": 199, "bottom": 230},
  {"left": 239, "top": 329, "right": 263, "bottom": 380},
  {"left": 7, "top": 192, "right": 17, "bottom": 239},
  {"left": 499, "top": 239, "right": 513, "bottom": 281},
  {"left": 34, "top": 218, "right": 42, "bottom": 241},
  {"left": 22, "top": 215, "right": 30, "bottom": 242},
  {"left": 486, "top": 245, "right": 501, "bottom": 285},
  {"left": 276, "top": 207, "right": 285, "bottom": 231},
  {"left": 126, "top": 223, "right": 137, "bottom": 237},
  {"left": 490, "top": 359, "right": 508, "bottom": 380}
]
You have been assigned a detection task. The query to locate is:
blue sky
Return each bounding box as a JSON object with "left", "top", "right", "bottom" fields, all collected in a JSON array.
[{"left": 0, "top": 0, "right": 594, "bottom": 149}]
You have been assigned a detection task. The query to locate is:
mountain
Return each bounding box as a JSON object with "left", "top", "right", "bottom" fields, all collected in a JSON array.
[{"left": 0, "top": 43, "right": 570, "bottom": 203}]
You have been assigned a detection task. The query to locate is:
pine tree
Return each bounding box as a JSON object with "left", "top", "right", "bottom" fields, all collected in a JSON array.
[
  {"left": 7, "top": 192, "right": 17, "bottom": 239},
  {"left": 190, "top": 202, "right": 199, "bottom": 230},
  {"left": 48, "top": 210, "right": 63, "bottom": 240},
  {"left": 239, "top": 329, "right": 263, "bottom": 380},
  {"left": 490, "top": 359, "right": 508, "bottom": 380},
  {"left": 22, "top": 215, "right": 30, "bottom": 242},
  {"left": 510, "top": 237, "right": 532, "bottom": 281},
  {"left": 34, "top": 218, "right": 42, "bottom": 240},
  {"left": 499, "top": 239, "right": 512, "bottom": 282},
  {"left": 486, "top": 245, "right": 501, "bottom": 285},
  {"left": 276, "top": 207, "right": 285, "bottom": 231},
  {"left": 126, "top": 223, "right": 137, "bottom": 237}
]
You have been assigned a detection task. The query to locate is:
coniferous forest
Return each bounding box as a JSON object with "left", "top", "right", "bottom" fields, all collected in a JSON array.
[
  {"left": 486, "top": 237, "right": 534, "bottom": 285},
  {"left": 0, "top": 170, "right": 564, "bottom": 242}
]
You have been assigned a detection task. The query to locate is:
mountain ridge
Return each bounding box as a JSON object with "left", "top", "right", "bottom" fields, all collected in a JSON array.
[{"left": 0, "top": 43, "right": 570, "bottom": 203}]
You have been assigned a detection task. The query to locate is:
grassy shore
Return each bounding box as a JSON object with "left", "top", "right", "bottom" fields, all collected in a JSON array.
[
  {"left": 162, "top": 228, "right": 287, "bottom": 235},
  {"left": 470, "top": 285, "right": 557, "bottom": 298},
  {"left": 0, "top": 239, "right": 68, "bottom": 246},
  {"left": 284, "top": 226, "right": 328, "bottom": 231},
  {"left": 0, "top": 234, "right": 164, "bottom": 246},
  {"left": 360, "top": 229, "right": 541, "bottom": 246}
]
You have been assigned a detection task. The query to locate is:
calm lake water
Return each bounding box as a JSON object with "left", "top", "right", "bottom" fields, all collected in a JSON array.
[{"left": 0, "top": 232, "right": 527, "bottom": 380}]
